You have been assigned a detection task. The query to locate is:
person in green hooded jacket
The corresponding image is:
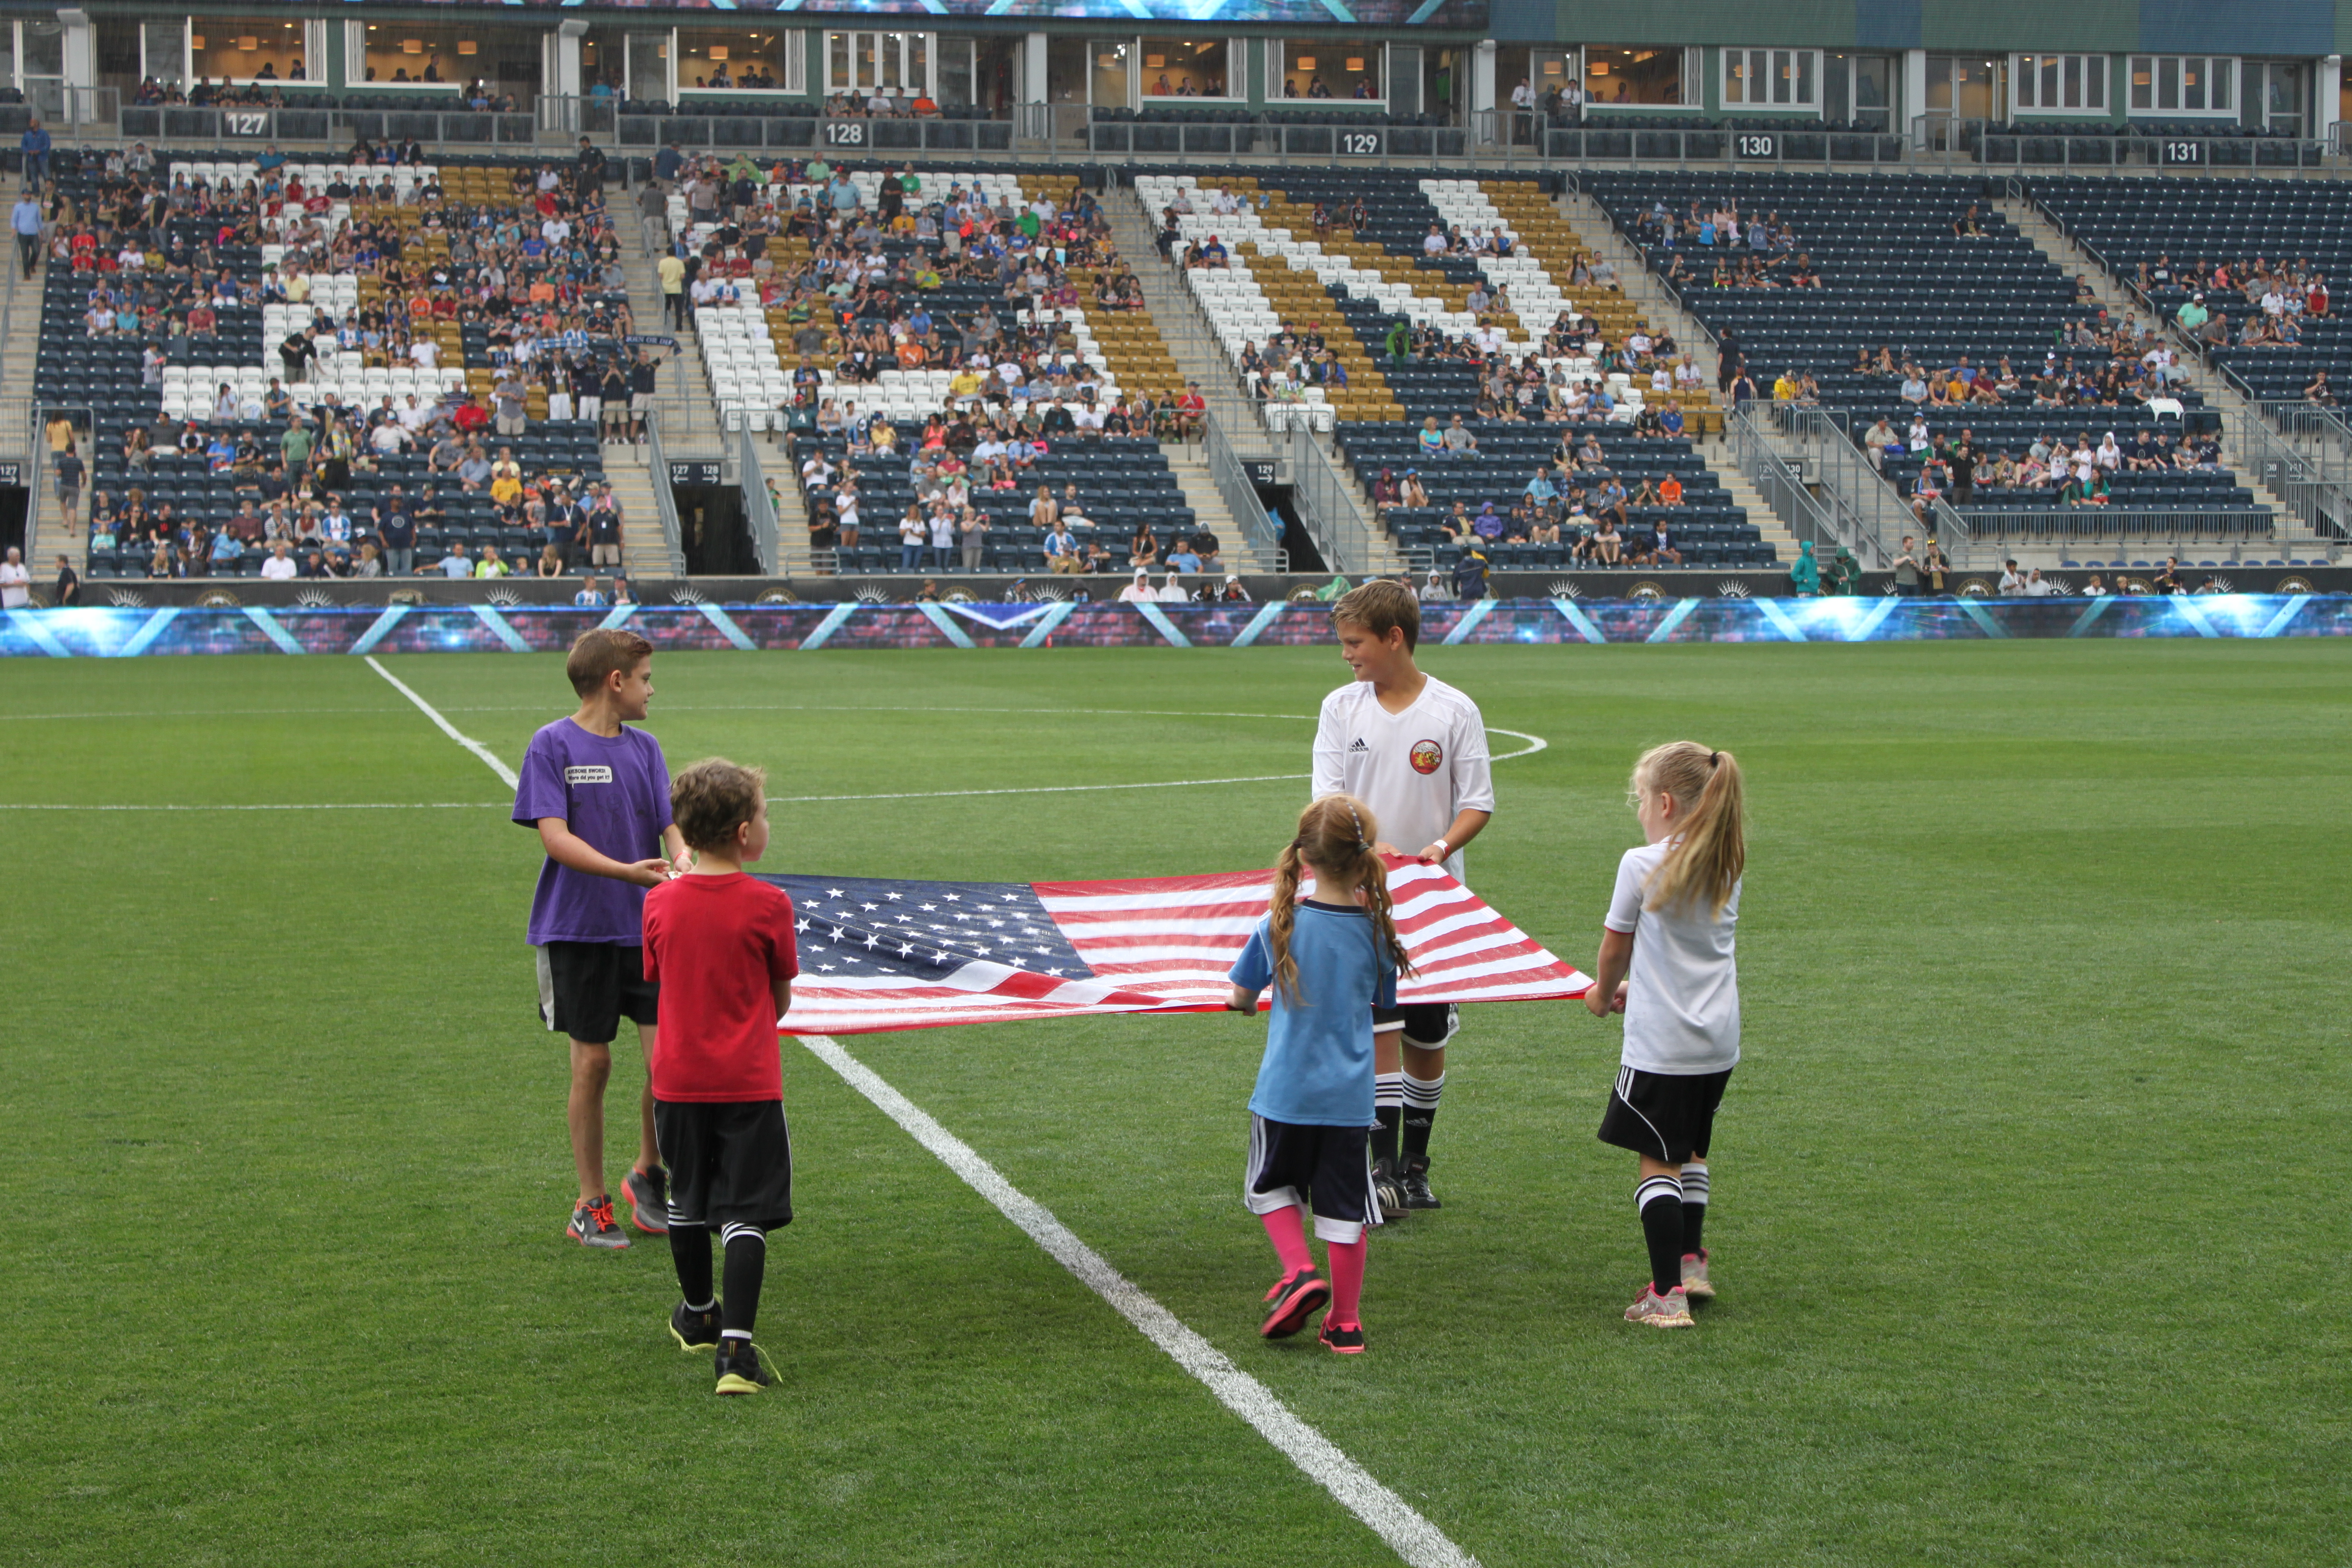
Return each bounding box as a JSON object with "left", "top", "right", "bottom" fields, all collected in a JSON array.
[
  {"left": 1385, "top": 318, "right": 1411, "bottom": 366},
  {"left": 1788, "top": 539, "right": 1820, "bottom": 596},
  {"left": 1822, "top": 545, "right": 1860, "bottom": 595}
]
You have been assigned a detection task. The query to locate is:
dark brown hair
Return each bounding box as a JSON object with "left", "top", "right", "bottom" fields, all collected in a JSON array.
[
  {"left": 670, "top": 758, "right": 768, "bottom": 852},
  {"left": 1330, "top": 578, "right": 1421, "bottom": 652},
  {"left": 565, "top": 627, "right": 653, "bottom": 696},
  {"left": 1267, "top": 793, "right": 1417, "bottom": 1004}
]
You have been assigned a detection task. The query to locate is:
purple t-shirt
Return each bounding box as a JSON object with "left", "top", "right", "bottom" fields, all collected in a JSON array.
[{"left": 512, "top": 718, "right": 674, "bottom": 946}]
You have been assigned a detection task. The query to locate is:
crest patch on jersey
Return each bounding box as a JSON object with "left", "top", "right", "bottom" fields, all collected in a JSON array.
[{"left": 1409, "top": 739, "right": 1442, "bottom": 775}]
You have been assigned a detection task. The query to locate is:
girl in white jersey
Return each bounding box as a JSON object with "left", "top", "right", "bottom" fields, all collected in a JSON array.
[{"left": 1585, "top": 741, "right": 1744, "bottom": 1329}]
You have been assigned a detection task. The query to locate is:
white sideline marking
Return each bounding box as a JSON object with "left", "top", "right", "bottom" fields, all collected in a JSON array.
[
  {"left": 364, "top": 656, "right": 520, "bottom": 788},
  {"left": 797, "top": 1032, "right": 1481, "bottom": 1568},
  {"left": 0, "top": 801, "right": 505, "bottom": 812},
  {"left": 767, "top": 730, "right": 1547, "bottom": 806}
]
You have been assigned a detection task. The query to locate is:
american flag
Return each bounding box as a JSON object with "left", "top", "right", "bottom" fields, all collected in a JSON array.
[{"left": 765, "top": 859, "right": 1588, "bottom": 1037}]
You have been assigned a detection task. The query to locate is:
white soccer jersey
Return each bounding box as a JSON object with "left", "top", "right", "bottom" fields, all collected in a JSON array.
[{"left": 1312, "top": 676, "right": 1495, "bottom": 885}]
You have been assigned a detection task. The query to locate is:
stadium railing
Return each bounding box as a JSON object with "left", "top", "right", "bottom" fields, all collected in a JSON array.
[
  {"left": 736, "top": 425, "right": 782, "bottom": 576},
  {"left": 1911, "top": 115, "right": 2326, "bottom": 171},
  {"left": 1200, "top": 407, "right": 1290, "bottom": 572},
  {"left": 641, "top": 413, "right": 691, "bottom": 579},
  {"left": 1285, "top": 423, "right": 1378, "bottom": 576},
  {"left": 116, "top": 104, "right": 540, "bottom": 149},
  {"left": 1725, "top": 402, "right": 1846, "bottom": 561}
]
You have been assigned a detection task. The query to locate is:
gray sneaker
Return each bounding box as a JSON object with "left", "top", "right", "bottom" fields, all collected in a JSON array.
[
  {"left": 624, "top": 1167, "right": 670, "bottom": 1235},
  {"left": 567, "top": 1196, "right": 631, "bottom": 1250},
  {"left": 1680, "top": 1250, "right": 1715, "bottom": 1300}
]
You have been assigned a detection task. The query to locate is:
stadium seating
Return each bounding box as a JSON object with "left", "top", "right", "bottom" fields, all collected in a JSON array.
[
  {"left": 795, "top": 434, "right": 1197, "bottom": 575},
  {"left": 2032, "top": 176, "right": 2352, "bottom": 403},
  {"left": 1585, "top": 171, "right": 2273, "bottom": 542},
  {"left": 52, "top": 151, "right": 623, "bottom": 580}
]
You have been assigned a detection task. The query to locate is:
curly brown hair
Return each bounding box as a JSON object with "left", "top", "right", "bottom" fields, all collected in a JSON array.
[{"left": 670, "top": 758, "right": 768, "bottom": 853}]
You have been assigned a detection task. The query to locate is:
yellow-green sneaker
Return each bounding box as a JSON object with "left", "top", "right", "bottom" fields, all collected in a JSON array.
[{"left": 714, "top": 1338, "right": 772, "bottom": 1396}]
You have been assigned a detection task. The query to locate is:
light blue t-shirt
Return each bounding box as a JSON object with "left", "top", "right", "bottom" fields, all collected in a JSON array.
[{"left": 1231, "top": 901, "right": 1398, "bottom": 1128}]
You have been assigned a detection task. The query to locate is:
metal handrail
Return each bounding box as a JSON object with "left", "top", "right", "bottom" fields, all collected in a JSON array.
[
  {"left": 640, "top": 412, "right": 688, "bottom": 578},
  {"left": 1770, "top": 405, "right": 1928, "bottom": 569},
  {"left": 736, "top": 425, "right": 780, "bottom": 575},
  {"left": 1910, "top": 114, "right": 2329, "bottom": 171},
  {"left": 1284, "top": 424, "right": 1372, "bottom": 576},
  {"left": 1199, "top": 408, "right": 1286, "bottom": 571},
  {"left": 1723, "top": 402, "right": 1838, "bottom": 557}
]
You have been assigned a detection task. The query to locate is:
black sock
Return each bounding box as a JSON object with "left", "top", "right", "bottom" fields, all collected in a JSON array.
[
  {"left": 669, "top": 1222, "right": 712, "bottom": 1306},
  {"left": 720, "top": 1225, "right": 766, "bottom": 1338},
  {"left": 1372, "top": 1073, "right": 1403, "bottom": 1166},
  {"left": 1637, "top": 1175, "right": 1684, "bottom": 1297},
  {"left": 1680, "top": 1162, "right": 1709, "bottom": 1256},
  {"left": 1400, "top": 1071, "right": 1444, "bottom": 1165}
]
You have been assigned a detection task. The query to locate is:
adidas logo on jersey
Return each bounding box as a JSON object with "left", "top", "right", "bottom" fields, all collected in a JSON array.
[{"left": 1349, "top": 738, "right": 1369, "bottom": 752}]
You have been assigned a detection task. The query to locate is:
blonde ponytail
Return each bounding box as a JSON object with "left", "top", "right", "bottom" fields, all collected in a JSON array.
[{"left": 1635, "top": 741, "right": 1745, "bottom": 917}]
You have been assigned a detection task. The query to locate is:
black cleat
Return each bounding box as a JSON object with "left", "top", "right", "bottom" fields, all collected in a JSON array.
[
  {"left": 1260, "top": 1269, "right": 1331, "bottom": 1339},
  {"left": 1371, "top": 1157, "right": 1407, "bottom": 1221},
  {"left": 670, "top": 1300, "right": 721, "bottom": 1352},
  {"left": 1398, "top": 1157, "right": 1442, "bottom": 1210},
  {"left": 1318, "top": 1320, "right": 1367, "bottom": 1355},
  {"left": 714, "top": 1338, "right": 772, "bottom": 1396}
]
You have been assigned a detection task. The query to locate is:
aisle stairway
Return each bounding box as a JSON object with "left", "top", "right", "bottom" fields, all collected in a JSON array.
[{"left": 4, "top": 261, "right": 68, "bottom": 581}]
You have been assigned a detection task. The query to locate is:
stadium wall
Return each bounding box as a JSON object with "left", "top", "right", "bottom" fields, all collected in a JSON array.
[{"left": 4, "top": 595, "right": 2344, "bottom": 658}]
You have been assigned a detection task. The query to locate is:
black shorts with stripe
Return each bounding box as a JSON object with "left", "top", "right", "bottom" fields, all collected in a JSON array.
[
  {"left": 655, "top": 1098, "right": 794, "bottom": 1231},
  {"left": 1243, "top": 1115, "right": 1380, "bottom": 1243},
  {"left": 538, "top": 941, "right": 658, "bottom": 1045},
  {"left": 1596, "top": 1065, "right": 1733, "bottom": 1165},
  {"left": 1372, "top": 1002, "right": 1460, "bottom": 1049}
]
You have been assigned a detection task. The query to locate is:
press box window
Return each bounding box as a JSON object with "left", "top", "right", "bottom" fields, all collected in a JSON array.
[
  {"left": 2130, "top": 55, "right": 2236, "bottom": 115},
  {"left": 2013, "top": 54, "right": 2107, "bottom": 113},
  {"left": 1722, "top": 49, "right": 1818, "bottom": 109}
]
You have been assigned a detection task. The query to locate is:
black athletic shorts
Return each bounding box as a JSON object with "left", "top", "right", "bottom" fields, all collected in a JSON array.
[
  {"left": 537, "top": 941, "right": 659, "bottom": 1045},
  {"left": 1372, "top": 1002, "right": 1459, "bottom": 1049},
  {"left": 1243, "top": 1115, "right": 1380, "bottom": 1242},
  {"left": 1596, "top": 1065, "right": 1733, "bottom": 1165},
  {"left": 655, "top": 1099, "right": 794, "bottom": 1231}
]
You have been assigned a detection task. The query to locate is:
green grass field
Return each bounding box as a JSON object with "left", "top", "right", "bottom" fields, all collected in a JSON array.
[{"left": 4, "top": 641, "right": 2347, "bottom": 1568}]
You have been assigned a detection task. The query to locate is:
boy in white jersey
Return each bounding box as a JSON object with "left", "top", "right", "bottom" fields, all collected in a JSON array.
[{"left": 1312, "top": 581, "right": 1494, "bottom": 1215}]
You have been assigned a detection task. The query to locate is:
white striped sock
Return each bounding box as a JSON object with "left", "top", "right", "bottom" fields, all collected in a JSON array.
[
  {"left": 1680, "top": 1162, "right": 1710, "bottom": 1207},
  {"left": 1400, "top": 1071, "right": 1444, "bottom": 1111},
  {"left": 1636, "top": 1174, "right": 1682, "bottom": 1213}
]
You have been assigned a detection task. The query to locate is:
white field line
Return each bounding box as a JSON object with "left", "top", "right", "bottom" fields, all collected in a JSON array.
[
  {"left": 0, "top": 801, "right": 505, "bottom": 811},
  {"left": 363, "top": 656, "right": 520, "bottom": 788},
  {"left": 798, "top": 1032, "right": 1481, "bottom": 1568},
  {"left": 357, "top": 673, "right": 1487, "bottom": 1567},
  {"left": 767, "top": 730, "right": 1547, "bottom": 806}
]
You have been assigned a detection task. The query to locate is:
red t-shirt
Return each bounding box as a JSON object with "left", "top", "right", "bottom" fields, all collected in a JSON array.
[{"left": 641, "top": 874, "right": 799, "bottom": 1102}]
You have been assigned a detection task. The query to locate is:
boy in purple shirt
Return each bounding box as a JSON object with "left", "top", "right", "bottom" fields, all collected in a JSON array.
[{"left": 512, "top": 629, "right": 689, "bottom": 1249}]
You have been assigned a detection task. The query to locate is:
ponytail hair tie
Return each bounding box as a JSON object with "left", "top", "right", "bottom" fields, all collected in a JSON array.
[{"left": 1710, "top": 750, "right": 1720, "bottom": 768}]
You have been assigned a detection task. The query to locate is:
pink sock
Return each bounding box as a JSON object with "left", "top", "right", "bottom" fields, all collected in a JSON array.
[
  {"left": 1325, "top": 1237, "right": 1366, "bottom": 1329},
  {"left": 1259, "top": 1206, "right": 1313, "bottom": 1278}
]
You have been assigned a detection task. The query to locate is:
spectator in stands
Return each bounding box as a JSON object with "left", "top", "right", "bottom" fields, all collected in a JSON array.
[
  {"left": 10, "top": 188, "right": 41, "bottom": 281},
  {"left": 1117, "top": 569, "right": 1154, "bottom": 603},
  {"left": 2306, "top": 371, "right": 2337, "bottom": 407},
  {"left": 261, "top": 541, "right": 298, "bottom": 580}
]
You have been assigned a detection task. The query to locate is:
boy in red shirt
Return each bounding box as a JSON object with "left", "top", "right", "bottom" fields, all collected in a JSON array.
[{"left": 641, "top": 759, "right": 799, "bottom": 1396}]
